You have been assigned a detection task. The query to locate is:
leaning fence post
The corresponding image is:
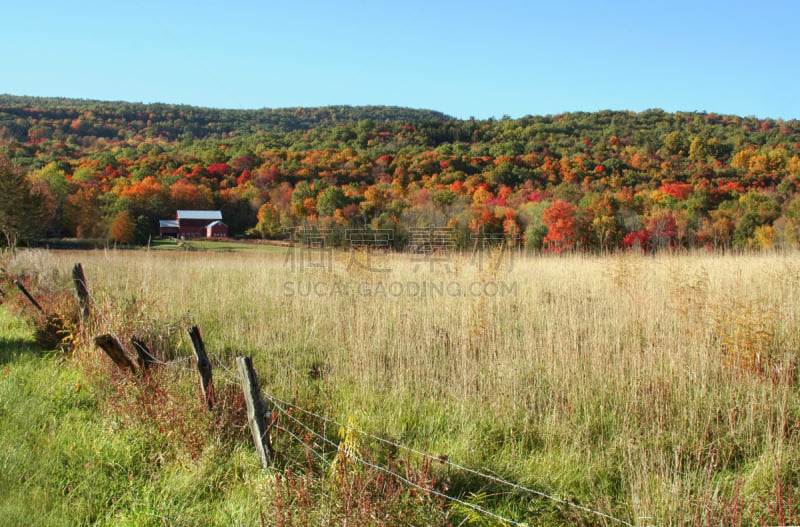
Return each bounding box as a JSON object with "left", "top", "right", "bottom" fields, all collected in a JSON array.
[
  {"left": 72, "top": 263, "right": 90, "bottom": 320},
  {"left": 187, "top": 325, "right": 214, "bottom": 409},
  {"left": 13, "top": 279, "right": 44, "bottom": 313},
  {"left": 131, "top": 337, "right": 155, "bottom": 371},
  {"left": 236, "top": 356, "right": 274, "bottom": 467},
  {"left": 94, "top": 334, "right": 136, "bottom": 372}
]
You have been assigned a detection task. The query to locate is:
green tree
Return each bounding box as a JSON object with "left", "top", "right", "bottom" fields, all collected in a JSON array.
[
  {"left": 663, "top": 131, "right": 688, "bottom": 156},
  {"left": 732, "top": 212, "right": 761, "bottom": 250},
  {"left": 432, "top": 189, "right": 458, "bottom": 210},
  {"left": 30, "top": 162, "right": 72, "bottom": 237},
  {"left": 0, "top": 157, "right": 50, "bottom": 253},
  {"left": 317, "top": 186, "right": 347, "bottom": 217},
  {"left": 518, "top": 201, "right": 549, "bottom": 251},
  {"left": 689, "top": 135, "right": 712, "bottom": 162}
]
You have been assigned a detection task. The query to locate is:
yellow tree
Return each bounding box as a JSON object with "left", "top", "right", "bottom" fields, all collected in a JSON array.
[
  {"left": 752, "top": 225, "right": 776, "bottom": 250},
  {"left": 253, "top": 203, "right": 282, "bottom": 239}
]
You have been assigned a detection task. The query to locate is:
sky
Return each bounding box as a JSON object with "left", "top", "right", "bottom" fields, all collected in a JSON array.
[{"left": 2, "top": 0, "right": 799, "bottom": 120}]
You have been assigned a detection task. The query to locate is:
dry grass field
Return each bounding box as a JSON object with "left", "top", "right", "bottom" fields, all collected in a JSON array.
[{"left": 3, "top": 246, "right": 800, "bottom": 526}]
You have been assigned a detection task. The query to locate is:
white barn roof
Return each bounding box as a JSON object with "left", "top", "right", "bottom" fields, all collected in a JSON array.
[
  {"left": 159, "top": 220, "right": 179, "bottom": 228},
  {"left": 206, "top": 220, "right": 226, "bottom": 228},
  {"left": 177, "top": 210, "right": 222, "bottom": 220}
]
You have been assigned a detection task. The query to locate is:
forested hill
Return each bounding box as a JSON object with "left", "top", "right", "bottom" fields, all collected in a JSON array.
[
  {"left": 2, "top": 94, "right": 800, "bottom": 253},
  {"left": 0, "top": 94, "right": 451, "bottom": 139}
]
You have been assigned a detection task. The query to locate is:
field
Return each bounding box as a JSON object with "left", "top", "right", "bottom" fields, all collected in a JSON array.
[{"left": 1, "top": 246, "right": 800, "bottom": 526}]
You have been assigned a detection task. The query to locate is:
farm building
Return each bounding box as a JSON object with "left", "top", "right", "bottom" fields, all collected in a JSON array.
[
  {"left": 158, "top": 220, "right": 179, "bottom": 237},
  {"left": 159, "top": 210, "right": 227, "bottom": 238},
  {"left": 205, "top": 220, "right": 228, "bottom": 238}
]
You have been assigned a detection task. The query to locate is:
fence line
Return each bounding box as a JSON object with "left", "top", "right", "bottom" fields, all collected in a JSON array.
[
  {"left": 115, "top": 349, "right": 538, "bottom": 526},
  {"left": 54, "top": 266, "right": 634, "bottom": 527},
  {"left": 267, "top": 393, "right": 635, "bottom": 527},
  {"left": 269, "top": 398, "right": 530, "bottom": 527},
  {"left": 273, "top": 424, "right": 333, "bottom": 468},
  {"left": 91, "top": 330, "right": 633, "bottom": 526}
]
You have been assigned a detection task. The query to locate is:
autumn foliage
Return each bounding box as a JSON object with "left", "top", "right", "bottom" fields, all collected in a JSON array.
[
  {"left": 542, "top": 200, "right": 582, "bottom": 253},
  {"left": 2, "top": 95, "right": 800, "bottom": 252},
  {"left": 109, "top": 211, "right": 135, "bottom": 244}
]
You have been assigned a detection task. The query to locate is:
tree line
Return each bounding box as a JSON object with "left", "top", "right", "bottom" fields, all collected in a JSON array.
[{"left": 1, "top": 95, "right": 800, "bottom": 252}]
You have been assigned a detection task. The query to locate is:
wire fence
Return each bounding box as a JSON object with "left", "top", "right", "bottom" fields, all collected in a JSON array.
[
  {"left": 157, "top": 346, "right": 634, "bottom": 527},
  {"left": 24, "top": 270, "right": 635, "bottom": 527}
]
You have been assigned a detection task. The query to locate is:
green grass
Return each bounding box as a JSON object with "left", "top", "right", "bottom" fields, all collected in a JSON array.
[
  {"left": 150, "top": 237, "right": 286, "bottom": 254},
  {"left": 145, "top": 237, "right": 183, "bottom": 250},
  {"left": 2, "top": 249, "right": 800, "bottom": 526},
  {"left": 0, "top": 300, "right": 447, "bottom": 526},
  {"left": 0, "top": 307, "right": 274, "bottom": 527},
  {"left": 0, "top": 307, "right": 39, "bottom": 362}
]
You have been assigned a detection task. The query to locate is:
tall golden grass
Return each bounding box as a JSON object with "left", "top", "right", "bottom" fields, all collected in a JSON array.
[{"left": 10, "top": 247, "right": 800, "bottom": 524}]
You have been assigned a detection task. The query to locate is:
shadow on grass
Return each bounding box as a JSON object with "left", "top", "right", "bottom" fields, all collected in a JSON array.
[{"left": 0, "top": 334, "right": 45, "bottom": 365}]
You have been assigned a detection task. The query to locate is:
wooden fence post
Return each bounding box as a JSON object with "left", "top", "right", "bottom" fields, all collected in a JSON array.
[
  {"left": 236, "top": 356, "right": 274, "bottom": 467},
  {"left": 187, "top": 325, "right": 214, "bottom": 409},
  {"left": 72, "top": 263, "right": 90, "bottom": 320},
  {"left": 94, "top": 334, "right": 136, "bottom": 372},
  {"left": 13, "top": 279, "right": 44, "bottom": 313},
  {"left": 131, "top": 337, "right": 155, "bottom": 371}
]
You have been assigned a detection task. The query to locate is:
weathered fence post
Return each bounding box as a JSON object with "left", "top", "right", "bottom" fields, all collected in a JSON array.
[
  {"left": 94, "top": 334, "right": 136, "bottom": 372},
  {"left": 131, "top": 337, "right": 155, "bottom": 371},
  {"left": 236, "top": 356, "right": 274, "bottom": 467},
  {"left": 187, "top": 325, "right": 214, "bottom": 409},
  {"left": 71, "top": 263, "right": 90, "bottom": 320},
  {"left": 13, "top": 279, "right": 44, "bottom": 313}
]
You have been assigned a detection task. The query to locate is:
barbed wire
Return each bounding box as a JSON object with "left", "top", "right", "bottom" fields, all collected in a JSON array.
[
  {"left": 64, "top": 273, "right": 632, "bottom": 527},
  {"left": 209, "top": 352, "right": 238, "bottom": 378},
  {"left": 92, "top": 332, "right": 632, "bottom": 527},
  {"left": 268, "top": 394, "right": 634, "bottom": 527},
  {"left": 273, "top": 424, "right": 332, "bottom": 468},
  {"left": 130, "top": 338, "right": 195, "bottom": 367},
  {"left": 268, "top": 398, "right": 529, "bottom": 527},
  {"left": 147, "top": 351, "right": 534, "bottom": 527}
]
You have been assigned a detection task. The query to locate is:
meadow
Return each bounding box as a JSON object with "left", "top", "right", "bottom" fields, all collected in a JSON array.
[{"left": 1, "top": 246, "right": 799, "bottom": 526}]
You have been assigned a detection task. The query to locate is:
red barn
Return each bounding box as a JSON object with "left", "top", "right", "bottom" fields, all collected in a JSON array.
[
  {"left": 176, "top": 210, "right": 223, "bottom": 238},
  {"left": 159, "top": 210, "right": 227, "bottom": 238},
  {"left": 159, "top": 220, "right": 179, "bottom": 238},
  {"left": 206, "top": 220, "right": 228, "bottom": 238}
]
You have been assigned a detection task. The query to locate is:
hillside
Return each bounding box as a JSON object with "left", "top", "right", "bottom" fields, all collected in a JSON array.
[
  {"left": 0, "top": 94, "right": 451, "bottom": 139},
  {"left": 2, "top": 95, "right": 800, "bottom": 252}
]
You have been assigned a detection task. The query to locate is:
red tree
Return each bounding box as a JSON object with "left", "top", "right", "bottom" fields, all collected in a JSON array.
[
  {"left": 542, "top": 200, "right": 583, "bottom": 253},
  {"left": 647, "top": 210, "right": 678, "bottom": 249},
  {"left": 622, "top": 230, "right": 650, "bottom": 252}
]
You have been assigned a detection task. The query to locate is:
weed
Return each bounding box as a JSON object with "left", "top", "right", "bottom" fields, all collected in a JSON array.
[
  {"left": 711, "top": 295, "right": 779, "bottom": 376},
  {"left": 693, "top": 473, "right": 799, "bottom": 526},
  {"left": 1, "top": 269, "right": 79, "bottom": 351}
]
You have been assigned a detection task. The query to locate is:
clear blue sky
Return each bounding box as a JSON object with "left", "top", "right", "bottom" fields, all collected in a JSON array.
[{"left": 3, "top": 0, "right": 799, "bottom": 120}]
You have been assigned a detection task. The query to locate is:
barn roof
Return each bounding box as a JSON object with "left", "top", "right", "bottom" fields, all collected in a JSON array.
[
  {"left": 177, "top": 210, "right": 222, "bottom": 220},
  {"left": 159, "top": 220, "right": 179, "bottom": 228},
  {"left": 206, "top": 220, "right": 226, "bottom": 228}
]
